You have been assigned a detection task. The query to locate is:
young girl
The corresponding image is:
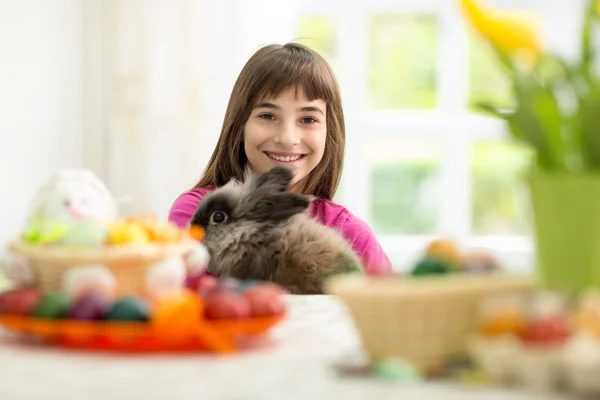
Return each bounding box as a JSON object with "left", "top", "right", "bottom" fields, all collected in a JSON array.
[{"left": 168, "top": 42, "right": 391, "bottom": 275}]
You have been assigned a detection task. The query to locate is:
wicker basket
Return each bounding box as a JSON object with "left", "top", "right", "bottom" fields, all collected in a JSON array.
[
  {"left": 9, "top": 238, "right": 196, "bottom": 297},
  {"left": 324, "top": 274, "right": 535, "bottom": 373}
]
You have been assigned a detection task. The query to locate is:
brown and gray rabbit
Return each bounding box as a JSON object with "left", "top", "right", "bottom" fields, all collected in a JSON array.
[{"left": 190, "top": 166, "right": 363, "bottom": 294}]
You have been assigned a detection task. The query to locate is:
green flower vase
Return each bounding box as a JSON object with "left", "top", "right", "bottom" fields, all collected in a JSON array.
[{"left": 530, "top": 172, "right": 600, "bottom": 294}]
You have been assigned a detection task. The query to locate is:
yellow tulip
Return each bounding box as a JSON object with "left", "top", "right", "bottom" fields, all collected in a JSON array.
[
  {"left": 459, "top": 0, "right": 542, "bottom": 61},
  {"left": 107, "top": 221, "right": 151, "bottom": 244}
]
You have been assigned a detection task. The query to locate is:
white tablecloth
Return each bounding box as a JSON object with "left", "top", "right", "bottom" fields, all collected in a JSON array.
[{"left": 0, "top": 295, "right": 575, "bottom": 400}]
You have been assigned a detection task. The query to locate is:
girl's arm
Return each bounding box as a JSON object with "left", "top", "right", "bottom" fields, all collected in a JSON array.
[
  {"left": 167, "top": 189, "right": 209, "bottom": 228},
  {"left": 338, "top": 213, "right": 392, "bottom": 275}
]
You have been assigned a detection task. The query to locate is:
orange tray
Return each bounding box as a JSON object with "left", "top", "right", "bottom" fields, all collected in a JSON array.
[{"left": 0, "top": 314, "right": 286, "bottom": 353}]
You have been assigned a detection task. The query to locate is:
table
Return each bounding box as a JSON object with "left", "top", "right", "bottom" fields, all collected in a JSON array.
[{"left": 0, "top": 295, "right": 576, "bottom": 400}]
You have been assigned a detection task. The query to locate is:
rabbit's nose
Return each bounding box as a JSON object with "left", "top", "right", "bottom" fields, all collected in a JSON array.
[{"left": 68, "top": 204, "right": 84, "bottom": 217}]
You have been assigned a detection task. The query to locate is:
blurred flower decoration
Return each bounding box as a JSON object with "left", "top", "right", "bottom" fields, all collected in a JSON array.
[
  {"left": 458, "top": 0, "right": 600, "bottom": 173},
  {"left": 459, "top": 0, "right": 541, "bottom": 65}
]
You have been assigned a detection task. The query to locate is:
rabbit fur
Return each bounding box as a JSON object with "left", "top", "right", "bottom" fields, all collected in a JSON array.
[{"left": 190, "top": 166, "right": 363, "bottom": 294}]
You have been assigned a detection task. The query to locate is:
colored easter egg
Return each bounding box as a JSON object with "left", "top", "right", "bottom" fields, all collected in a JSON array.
[
  {"left": 196, "top": 276, "right": 241, "bottom": 299},
  {"left": 0, "top": 288, "right": 42, "bottom": 316},
  {"left": 204, "top": 291, "right": 251, "bottom": 320},
  {"left": 184, "top": 274, "right": 201, "bottom": 291},
  {"left": 32, "top": 293, "right": 70, "bottom": 319},
  {"left": 23, "top": 220, "right": 70, "bottom": 244},
  {"left": 480, "top": 310, "right": 526, "bottom": 337},
  {"left": 411, "top": 258, "right": 450, "bottom": 276},
  {"left": 478, "top": 294, "right": 527, "bottom": 337},
  {"left": 464, "top": 252, "right": 501, "bottom": 274},
  {"left": 242, "top": 284, "right": 286, "bottom": 317},
  {"left": 144, "top": 256, "right": 187, "bottom": 301},
  {"left": 107, "top": 221, "right": 151, "bottom": 244},
  {"left": 425, "top": 239, "right": 464, "bottom": 268},
  {"left": 217, "top": 277, "right": 242, "bottom": 292},
  {"left": 189, "top": 225, "right": 205, "bottom": 241},
  {"left": 520, "top": 291, "right": 571, "bottom": 344},
  {"left": 574, "top": 302, "right": 600, "bottom": 339},
  {"left": 152, "top": 290, "right": 203, "bottom": 330},
  {"left": 195, "top": 275, "right": 219, "bottom": 299},
  {"left": 371, "top": 358, "right": 422, "bottom": 382},
  {"left": 520, "top": 315, "right": 571, "bottom": 345},
  {"left": 184, "top": 243, "right": 210, "bottom": 275},
  {"left": 145, "top": 221, "right": 182, "bottom": 243},
  {"left": 105, "top": 297, "right": 150, "bottom": 322},
  {"left": 67, "top": 293, "right": 112, "bottom": 321},
  {"left": 237, "top": 280, "right": 261, "bottom": 292}
]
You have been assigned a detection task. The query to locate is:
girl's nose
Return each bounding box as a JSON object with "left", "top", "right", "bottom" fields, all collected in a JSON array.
[{"left": 274, "top": 123, "right": 300, "bottom": 147}]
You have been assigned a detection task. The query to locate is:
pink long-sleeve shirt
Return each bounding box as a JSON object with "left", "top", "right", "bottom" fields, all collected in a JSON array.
[{"left": 168, "top": 187, "right": 392, "bottom": 275}]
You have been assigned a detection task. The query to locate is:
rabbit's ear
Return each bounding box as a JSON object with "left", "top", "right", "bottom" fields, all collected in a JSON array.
[
  {"left": 249, "top": 192, "right": 310, "bottom": 222},
  {"left": 255, "top": 167, "right": 294, "bottom": 193}
]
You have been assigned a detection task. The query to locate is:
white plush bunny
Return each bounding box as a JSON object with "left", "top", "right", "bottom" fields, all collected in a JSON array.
[{"left": 28, "top": 169, "right": 118, "bottom": 223}]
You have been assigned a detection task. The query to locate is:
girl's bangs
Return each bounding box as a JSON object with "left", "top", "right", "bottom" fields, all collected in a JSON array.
[{"left": 252, "top": 57, "right": 336, "bottom": 105}]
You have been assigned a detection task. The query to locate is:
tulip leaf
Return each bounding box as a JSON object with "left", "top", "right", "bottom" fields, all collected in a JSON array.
[
  {"left": 472, "top": 101, "right": 511, "bottom": 120},
  {"left": 508, "top": 71, "right": 566, "bottom": 170},
  {"left": 489, "top": 42, "right": 515, "bottom": 74}
]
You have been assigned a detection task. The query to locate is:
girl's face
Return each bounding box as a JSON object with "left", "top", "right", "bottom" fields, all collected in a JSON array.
[{"left": 243, "top": 86, "right": 327, "bottom": 193}]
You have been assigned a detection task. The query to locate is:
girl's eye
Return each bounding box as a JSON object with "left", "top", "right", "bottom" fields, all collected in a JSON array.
[
  {"left": 258, "top": 113, "right": 275, "bottom": 120},
  {"left": 300, "top": 117, "right": 318, "bottom": 124}
]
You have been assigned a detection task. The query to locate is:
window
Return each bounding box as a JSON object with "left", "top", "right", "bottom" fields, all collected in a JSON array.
[
  {"left": 297, "top": 15, "right": 343, "bottom": 205},
  {"left": 470, "top": 140, "right": 534, "bottom": 236},
  {"left": 297, "top": 15, "right": 338, "bottom": 68},
  {"left": 369, "top": 138, "right": 441, "bottom": 235},
  {"left": 295, "top": 0, "right": 572, "bottom": 273},
  {"left": 368, "top": 14, "right": 438, "bottom": 109}
]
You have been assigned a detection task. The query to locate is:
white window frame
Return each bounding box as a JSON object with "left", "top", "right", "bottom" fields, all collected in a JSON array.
[{"left": 298, "top": 0, "right": 582, "bottom": 273}]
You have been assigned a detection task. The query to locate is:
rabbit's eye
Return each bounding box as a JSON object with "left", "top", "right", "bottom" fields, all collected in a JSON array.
[{"left": 210, "top": 211, "right": 227, "bottom": 225}]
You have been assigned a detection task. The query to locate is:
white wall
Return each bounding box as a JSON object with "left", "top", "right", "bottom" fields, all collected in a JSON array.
[
  {"left": 0, "top": 0, "right": 84, "bottom": 248},
  {"left": 98, "top": 0, "right": 300, "bottom": 221}
]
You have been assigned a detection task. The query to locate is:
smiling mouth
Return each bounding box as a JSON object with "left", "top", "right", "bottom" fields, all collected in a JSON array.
[{"left": 264, "top": 152, "right": 307, "bottom": 162}]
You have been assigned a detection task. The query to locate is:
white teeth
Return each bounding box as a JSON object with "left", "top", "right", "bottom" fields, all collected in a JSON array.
[{"left": 267, "top": 153, "right": 302, "bottom": 162}]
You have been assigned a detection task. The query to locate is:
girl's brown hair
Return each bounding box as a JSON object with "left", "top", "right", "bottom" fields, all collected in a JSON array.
[{"left": 193, "top": 42, "right": 345, "bottom": 200}]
